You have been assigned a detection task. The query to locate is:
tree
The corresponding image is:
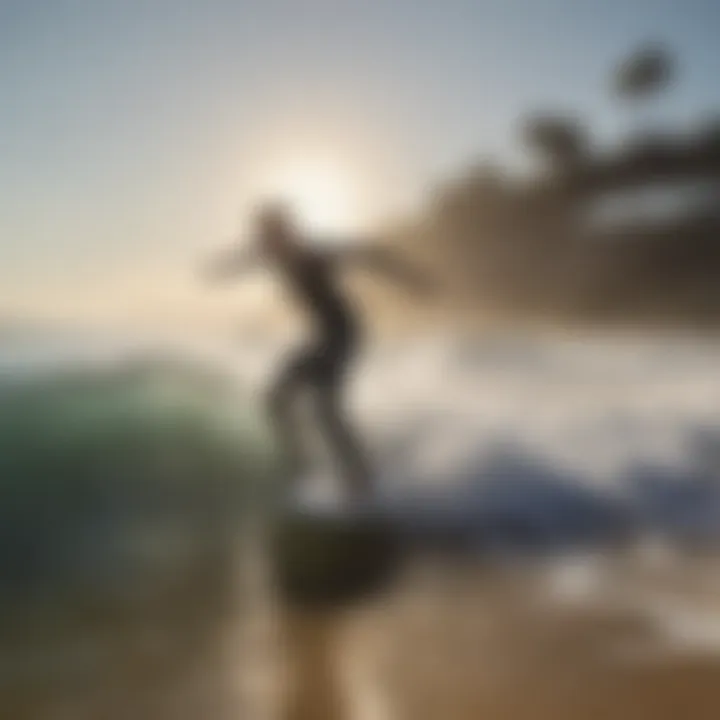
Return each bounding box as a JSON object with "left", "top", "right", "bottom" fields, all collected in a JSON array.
[
  {"left": 522, "top": 114, "right": 587, "bottom": 171},
  {"left": 613, "top": 42, "right": 674, "bottom": 101},
  {"left": 611, "top": 42, "right": 676, "bottom": 145}
]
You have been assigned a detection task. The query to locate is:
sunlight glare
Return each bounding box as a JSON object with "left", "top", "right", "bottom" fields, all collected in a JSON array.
[{"left": 255, "top": 157, "right": 362, "bottom": 237}]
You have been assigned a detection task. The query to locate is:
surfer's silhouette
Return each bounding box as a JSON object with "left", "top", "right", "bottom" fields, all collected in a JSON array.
[{"left": 204, "top": 201, "right": 432, "bottom": 499}]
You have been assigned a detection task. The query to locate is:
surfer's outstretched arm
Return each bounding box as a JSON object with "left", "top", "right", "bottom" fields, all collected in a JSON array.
[
  {"left": 331, "top": 243, "right": 437, "bottom": 296},
  {"left": 201, "top": 243, "right": 261, "bottom": 284}
]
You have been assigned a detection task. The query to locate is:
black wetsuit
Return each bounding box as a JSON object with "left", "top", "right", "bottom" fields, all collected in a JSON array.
[
  {"left": 269, "top": 248, "right": 369, "bottom": 493},
  {"left": 281, "top": 249, "right": 358, "bottom": 378}
]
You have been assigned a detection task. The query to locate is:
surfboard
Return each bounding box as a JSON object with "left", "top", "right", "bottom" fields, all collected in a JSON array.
[{"left": 271, "top": 474, "right": 400, "bottom": 606}]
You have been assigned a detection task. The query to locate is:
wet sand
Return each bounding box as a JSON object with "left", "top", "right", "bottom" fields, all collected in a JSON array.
[{"left": 4, "top": 540, "right": 720, "bottom": 720}]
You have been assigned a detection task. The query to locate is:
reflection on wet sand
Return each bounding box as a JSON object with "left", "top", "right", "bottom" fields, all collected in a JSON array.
[
  {"left": 279, "top": 552, "right": 720, "bottom": 720},
  {"left": 4, "top": 545, "right": 720, "bottom": 720}
]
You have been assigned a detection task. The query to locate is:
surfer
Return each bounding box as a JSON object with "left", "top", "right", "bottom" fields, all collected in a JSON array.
[{"left": 204, "top": 201, "right": 432, "bottom": 498}]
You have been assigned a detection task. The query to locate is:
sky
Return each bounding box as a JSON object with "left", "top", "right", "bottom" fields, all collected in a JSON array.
[{"left": 1, "top": 0, "right": 719, "bottom": 327}]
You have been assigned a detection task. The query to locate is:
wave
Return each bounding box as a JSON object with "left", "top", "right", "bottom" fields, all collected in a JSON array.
[{"left": 0, "top": 355, "right": 279, "bottom": 602}]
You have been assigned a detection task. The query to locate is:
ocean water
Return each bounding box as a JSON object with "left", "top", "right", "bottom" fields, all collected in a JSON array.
[
  {"left": 352, "top": 329, "right": 720, "bottom": 548},
  {"left": 0, "top": 334, "right": 278, "bottom": 604},
  {"left": 3, "top": 328, "right": 720, "bottom": 719},
  {"left": 3, "top": 326, "right": 720, "bottom": 601}
]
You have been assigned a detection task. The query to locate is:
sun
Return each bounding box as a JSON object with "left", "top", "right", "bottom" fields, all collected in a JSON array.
[{"left": 253, "top": 156, "right": 363, "bottom": 236}]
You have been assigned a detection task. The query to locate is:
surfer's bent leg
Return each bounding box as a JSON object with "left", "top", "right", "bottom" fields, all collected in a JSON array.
[
  {"left": 267, "top": 354, "right": 313, "bottom": 477},
  {"left": 312, "top": 348, "right": 372, "bottom": 498}
]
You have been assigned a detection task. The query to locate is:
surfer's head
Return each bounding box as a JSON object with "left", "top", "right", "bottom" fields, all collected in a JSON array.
[{"left": 253, "top": 201, "right": 298, "bottom": 258}]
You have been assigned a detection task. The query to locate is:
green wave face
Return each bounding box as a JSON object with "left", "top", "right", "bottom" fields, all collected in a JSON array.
[{"left": 0, "top": 358, "right": 280, "bottom": 601}]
